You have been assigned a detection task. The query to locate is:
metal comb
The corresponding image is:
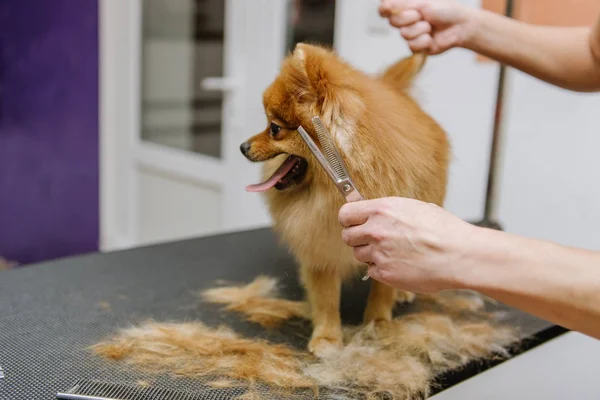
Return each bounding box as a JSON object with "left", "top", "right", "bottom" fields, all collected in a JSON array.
[{"left": 56, "top": 379, "right": 206, "bottom": 400}]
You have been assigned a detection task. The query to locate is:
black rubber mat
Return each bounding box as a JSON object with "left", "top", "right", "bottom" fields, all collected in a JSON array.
[{"left": 0, "top": 228, "right": 556, "bottom": 400}]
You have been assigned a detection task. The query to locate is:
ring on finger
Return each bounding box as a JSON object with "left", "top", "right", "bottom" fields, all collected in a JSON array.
[{"left": 362, "top": 262, "right": 374, "bottom": 281}]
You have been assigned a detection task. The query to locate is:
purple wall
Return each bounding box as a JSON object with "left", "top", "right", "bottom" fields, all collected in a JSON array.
[{"left": 0, "top": 0, "right": 99, "bottom": 265}]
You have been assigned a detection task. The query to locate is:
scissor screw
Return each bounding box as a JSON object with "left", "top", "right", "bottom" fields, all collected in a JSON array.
[{"left": 343, "top": 184, "right": 351, "bottom": 192}]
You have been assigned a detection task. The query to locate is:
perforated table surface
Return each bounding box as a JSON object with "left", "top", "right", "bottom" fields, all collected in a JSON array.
[{"left": 0, "top": 228, "right": 565, "bottom": 400}]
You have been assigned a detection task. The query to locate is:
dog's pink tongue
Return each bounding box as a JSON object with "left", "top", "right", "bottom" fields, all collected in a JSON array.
[{"left": 245, "top": 157, "right": 296, "bottom": 192}]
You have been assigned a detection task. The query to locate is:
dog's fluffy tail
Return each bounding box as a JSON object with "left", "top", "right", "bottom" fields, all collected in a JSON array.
[{"left": 379, "top": 52, "right": 427, "bottom": 92}]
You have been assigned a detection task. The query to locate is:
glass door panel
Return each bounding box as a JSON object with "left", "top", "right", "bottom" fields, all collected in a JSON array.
[
  {"left": 141, "top": 0, "right": 225, "bottom": 158},
  {"left": 285, "top": 0, "right": 337, "bottom": 52}
]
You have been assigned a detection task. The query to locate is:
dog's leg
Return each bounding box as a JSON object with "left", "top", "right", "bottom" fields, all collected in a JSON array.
[
  {"left": 363, "top": 280, "right": 397, "bottom": 323},
  {"left": 302, "top": 266, "right": 343, "bottom": 357},
  {"left": 396, "top": 289, "right": 416, "bottom": 304}
]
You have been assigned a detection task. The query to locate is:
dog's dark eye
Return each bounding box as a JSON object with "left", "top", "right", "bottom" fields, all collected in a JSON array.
[{"left": 269, "top": 122, "right": 281, "bottom": 136}]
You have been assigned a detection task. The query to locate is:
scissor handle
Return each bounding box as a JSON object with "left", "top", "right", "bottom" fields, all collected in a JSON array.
[{"left": 335, "top": 178, "right": 364, "bottom": 203}]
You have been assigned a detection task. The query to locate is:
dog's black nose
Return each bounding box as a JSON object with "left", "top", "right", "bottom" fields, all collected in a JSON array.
[{"left": 240, "top": 141, "right": 251, "bottom": 156}]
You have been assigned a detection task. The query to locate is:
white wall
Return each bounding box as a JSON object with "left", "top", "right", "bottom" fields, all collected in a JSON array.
[
  {"left": 335, "top": 0, "right": 600, "bottom": 250},
  {"left": 498, "top": 71, "right": 600, "bottom": 249},
  {"left": 138, "top": 166, "right": 222, "bottom": 245}
]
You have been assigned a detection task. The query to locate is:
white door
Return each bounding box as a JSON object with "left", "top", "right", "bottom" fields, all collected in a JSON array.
[{"left": 100, "top": 0, "right": 338, "bottom": 250}]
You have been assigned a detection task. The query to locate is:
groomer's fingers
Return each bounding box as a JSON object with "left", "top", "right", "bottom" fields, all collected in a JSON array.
[
  {"left": 406, "top": 33, "right": 434, "bottom": 52},
  {"left": 388, "top": 9, "right": 423, "bottom": 27},
  {"left": 353, "top": 245, "right": 374, "bottom": 264},
  {"left": 341, "top": 225, "right": 370, "bottom": 247},
  {"left": 400, "top": 20, "right": 431, "bottom": 40},
  {"left": 379, "top": 0, "right": 426, "bottom": 18},
  {"left": 338, "top": 200, "right": 378, "bottom": 227}
]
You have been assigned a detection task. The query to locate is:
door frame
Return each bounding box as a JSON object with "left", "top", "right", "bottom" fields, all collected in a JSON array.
[
  {"left": 100, "top": 0, "right": 296, "bottom": 251},
  {"left": 100, "top": 0, "right": 141, "bottom": 251}
]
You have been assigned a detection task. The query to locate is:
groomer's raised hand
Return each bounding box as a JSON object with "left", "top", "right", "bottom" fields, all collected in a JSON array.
[
  {"left": 339, "top": 197, "right": 476, "bottom": 293},
  {"left": 378, "top": 0, "right": 475, "bottom": 54}
]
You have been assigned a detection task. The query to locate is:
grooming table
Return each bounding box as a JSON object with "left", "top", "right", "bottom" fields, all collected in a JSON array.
[{"left": 0, "top": 228, "right": 565, "bottom": 399}]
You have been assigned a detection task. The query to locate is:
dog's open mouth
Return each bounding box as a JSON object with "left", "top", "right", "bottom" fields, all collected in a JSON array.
[{"left": 246, "top": 155, "right": 308, "bottom": 192}]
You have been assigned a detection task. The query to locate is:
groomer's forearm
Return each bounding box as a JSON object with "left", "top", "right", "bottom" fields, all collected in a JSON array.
[
  {"left": 456, "top": 228, "right": 600, "bottom": 339},
  {"left": 463, "top": 9, "right": 600, "bottom": 92}
]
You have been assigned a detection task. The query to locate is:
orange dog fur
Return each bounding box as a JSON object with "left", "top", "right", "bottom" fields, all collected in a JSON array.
[{"left": 240, "top": 43, "right": 450, "bottom": 357}]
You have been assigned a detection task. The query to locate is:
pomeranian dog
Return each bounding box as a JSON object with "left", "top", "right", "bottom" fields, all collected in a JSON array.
[{"left": 240, "top": 43, "right": 450, "bottom": 357}]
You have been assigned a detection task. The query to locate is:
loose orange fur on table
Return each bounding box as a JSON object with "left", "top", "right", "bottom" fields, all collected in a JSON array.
[
  {"left": 305, "top": 313, "right": 515, "bottom": 399},
  {"left": 91, "top": 321, "right": 314, "bottom": 394},
  {"left": 94, "top": 276, "right": 518, "bottom": 400},
  {"left": 200, "top": 275, "right": 309, "bottom": 328},
  {"left": 199, "top": 277, "right": 493, "bottom": 329},
  {"left": 240, "top": 43, "right": 449, "bottom": 357}
]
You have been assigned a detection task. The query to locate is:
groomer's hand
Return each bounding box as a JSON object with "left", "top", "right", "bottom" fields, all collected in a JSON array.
[
  {"left": 339, "top": 197, "right": 476, "bottom": 293},
  {"left": 379, "top": 0, "right": 477, "bottom": 54}
]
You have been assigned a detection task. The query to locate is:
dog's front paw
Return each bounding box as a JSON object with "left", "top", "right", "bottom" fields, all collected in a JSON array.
[
  {"left": 396, "top": 290, "right": 416, "bottom": 304},
  {"left": 363, "top": 307, "right": 393, "bottom": 324},
  {"left": 308, "top": 335, "right": 343, "bottom": 358}
]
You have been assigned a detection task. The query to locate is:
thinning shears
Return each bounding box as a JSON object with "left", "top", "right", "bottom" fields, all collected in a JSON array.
[{"left": 297, "top": 116, "right": 371, "bottom": 281}]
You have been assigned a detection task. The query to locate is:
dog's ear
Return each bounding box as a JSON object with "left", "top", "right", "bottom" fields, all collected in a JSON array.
[
  {"left": 278, "top": 43, "right": 315, "bottom": 103},
  {"left": 291, "top": 43, "right": 337, "bottom": 103},
  {"left": 289, "top": 43, "right": 363, "bottom": 118},
  {"left": 292, "top": 43, "right": 308, "bottom": 67},
  {"left": 287, "top": 43, "right": 365, "bottom": 148}
]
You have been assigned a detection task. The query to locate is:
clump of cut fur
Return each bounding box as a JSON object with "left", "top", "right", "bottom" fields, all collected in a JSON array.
[
  {"left": 305, "top": 313, "right": 516, "bottom": 398},
  {"left": 95, "top": 277, "right": 518, "bottom": 399},
  {"left": 232, "top": 390, "right": 264, "bottom": 400},
  {"left": 200, "top": 275, "right": 309, "bottom": 328},
  {"left": 201, "top": 275, "right": 280, "bottom": 303},
  {"left": 91, "top": 321, "right": 315, "bottom": 392},
  {"left": 419, "top": 291, "right": 490, "bottom": 314},
  {"left": 200, "top": 278, "right": 493, "bottom": 328}
]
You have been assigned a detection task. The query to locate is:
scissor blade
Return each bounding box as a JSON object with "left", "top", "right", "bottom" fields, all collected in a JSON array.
[
  {"left": 297, "top": 126, "right": 339, "bottom": 183},
  {"left": 310, "top": 116, "right": 350, "bottom": 181}
]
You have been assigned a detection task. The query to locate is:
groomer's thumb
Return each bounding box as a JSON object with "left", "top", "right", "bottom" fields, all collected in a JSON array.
[{"left": 338, "top": 201, "right": 373, "bottom": 227}]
